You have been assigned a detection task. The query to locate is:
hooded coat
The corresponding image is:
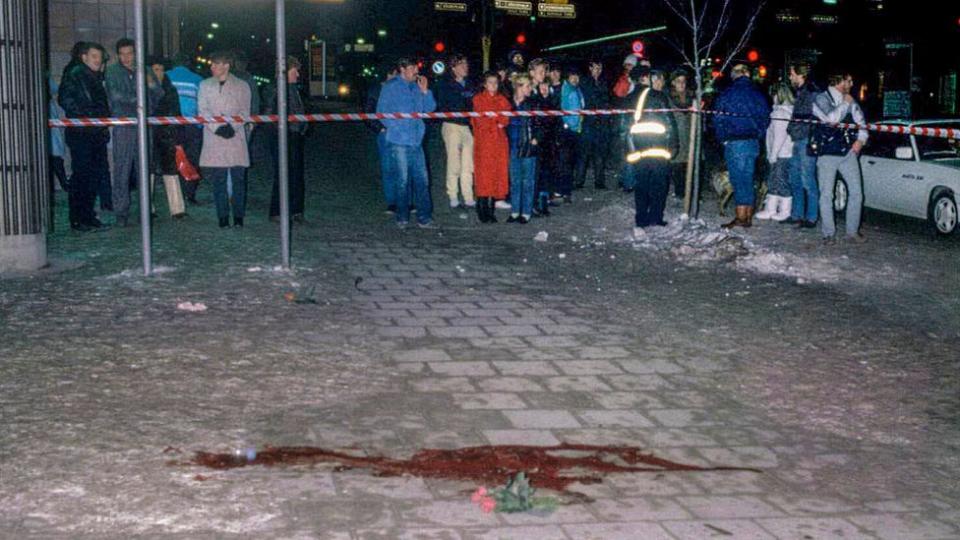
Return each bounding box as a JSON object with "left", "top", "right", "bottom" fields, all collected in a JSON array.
[{"left": 471, "top": 90, "right": 511, "bottom": 199}]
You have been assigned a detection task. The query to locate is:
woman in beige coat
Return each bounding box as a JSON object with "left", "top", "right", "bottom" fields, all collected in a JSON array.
[{"left": 198, "top": 51, "right": 251, "bottom": 228}]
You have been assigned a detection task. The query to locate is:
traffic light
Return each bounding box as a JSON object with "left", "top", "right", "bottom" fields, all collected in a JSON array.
[
  {"left": 747, "top": 49, "right": 759, "bottom": 63},
  {"left": 434, "top": 41, "right": 445, "bottom": 53},
  {"left": 516, "top": 33, "right": 527, "bottom": 45},
  {"left": 758, "top": 65, "right": 768, "bottom": 78}
]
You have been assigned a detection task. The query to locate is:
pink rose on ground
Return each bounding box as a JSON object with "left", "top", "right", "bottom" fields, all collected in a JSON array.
[
  {"left": 480, "top": 496, "right": 497, "bottom": 513},
  {"left": 471, "top": 486, "right": 488, "bottom": 504}
]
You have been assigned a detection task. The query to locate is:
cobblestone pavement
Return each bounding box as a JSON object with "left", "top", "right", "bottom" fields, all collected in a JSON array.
[{"left": 1, "top": 124, "right": 959, "bottom": 539}]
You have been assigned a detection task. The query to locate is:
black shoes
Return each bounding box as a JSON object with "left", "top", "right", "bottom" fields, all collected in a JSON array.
[
  {"left": 799, "top": 220, "right": 817, "bottom": 229},
  {"left": 219, "top": 217, "right": 230, "bottom": 228},
  {"left": 506, "top": 215, "right": 518, "bottom": 223},
  {"left": 518, "top": 216, "right": 530, "bottom": 224},
  {"left": 234, "top": 217, "right": 244, "bottom": 228},
  {"left": 595, "top": 183, "right": 608, "bottom": 190}
]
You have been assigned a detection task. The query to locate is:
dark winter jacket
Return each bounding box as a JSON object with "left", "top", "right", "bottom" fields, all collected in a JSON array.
[
  {"left": 59, "top": 62, "right": 110, "bottom": 143},
  {"left": 435, "top": 76, "right": 475, "bottom": 126},
  {"left": 787, "top": 79, "right": 820, "bottom": 141},
  {"left": 507, "top": 97, "right": 544, "bottom": 158},
  {"left": 150, "top": 73, "right": 183, "bottom": 175},
  {"left": 712, "top": 76, "right": 771, "bottom": 142},
  {"left": 364, "top": 81, "right": 386, "bottom": 134},
  {"left": 261, "top": 82, "right": 308, "bottom": 135}
]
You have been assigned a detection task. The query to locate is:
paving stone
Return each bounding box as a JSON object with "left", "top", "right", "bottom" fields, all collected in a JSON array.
[
  {"left": 525, "top": 336, "right": 583, "bottom": 348},
  {"left": 463, "top": 309, "right": 517, "bottom": 318},
  {"left": 395, "top": 349, "right": 453, "bottom": 363},
  {"left": 477, "top": 377, "right": 545, "bottom": 393},
  {"left": 686, "top": 470, "right": 768, "bottom": 495},
  {"left": 397, "top": 318, "right": 449, "bottom": 327},
  {"left": 379, "top": 326, "right": 429, "bottom": 338},
  {"left": 590, "top": 497, "right": 693, "bottom": 521},
  {"left": 430, "top": 326, "right": 488, "bottom": 339},
  {"left": 452, "top": 393, "right": 527, "bottom": 410},
  {"left": 664, "top": 519, "right": 775, "bottom": 539},
  {"left": 515, "top": 348, "right": 575, "bottom": 361},
  {"left": 605, "top": 471, "right": 705, "bottom": 497},
  {"left": 846, "top": 513, "right": 959, "bottom": 540},
  {"left": 553, "top": 360, "right": 624, "bottom": 376},
  {"left": 395, "top": 501, "right": 501, "bottom": 528},
  {"left": 503, "top": 410, "right": 582, "bottom": 429},
  {"left": 647, "top": 409, "right": 717, "bottom": 427},
  {"left": 355, "top": 529, "right": 462, "bottom": 540},
  {"left": 522, "top": 392, "right": 599, "bottom": 410},
  {"left": 616, "top": 359, "right": 685, "bottom": 374},
  {"left": 337, "top": 474, "right": 435, "bottom": 500},
  {"left": 429, "top": 362, "right": 496, "bottom": 377},
  {"left": 462, "top": 525, "right": 568, "bottom": 540},
  {"left": 756, "top": 517, "right": 876, "bottom": 539},
  {"left": 484, "top": 325, "right": 543, "bottom": 337},
  {"left": 553, "top": 428, "right": 646, "bottom": 447},
  {"left": 412, "top": 309, "right": 466, "bottom": 319},
  {"left": 562, "top": 522, "right": 674, "bottom": 540},
  {"left": 678, "top": 495, "right": 787, "bottom": 519},
  {"left": 468, "top": 337, "right": 530, "bottom": 349},
  {"left": 538, "top": 325, "right": 594, "bottom": 336},
  {"left": 604, "top": 374, "right": 674, "bottom": 391},
  {"left": 573, "top": 346, "right": 632, "bottom": 359},
  {"left": 499, "top": 504, "right": 597, "bottom": 526},
  {"left": 594, "top": 392, "right": 667, "bottom": 410},
  {"left": 575, "top": 410, "right": 655, "bottom": 428},
  {"left": 544, "top": 376, "right": 613, "bottom": 393},
  {"left": 449, "top": 317, "right": 504, "bottom": 327},
  {"left": 411, "top": 377, "right": 478, "bottom": 393},
  {"left": 697, "top": 447, "right": 780, "bottom": 469},
  {"left": 483, "top": 430, "right": 561, "bottom": 447},
  {"left": 492, "top": 361, "right": 560, "bottom": 376}
]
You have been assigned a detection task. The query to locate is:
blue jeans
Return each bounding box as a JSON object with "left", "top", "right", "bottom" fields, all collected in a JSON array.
[
  {"left": 509, "top": 155, "right": 537, "bottom": 218},
  {"left": 789, "top": 139, "right": 819, "bottom": 221},
  {"left": 388, "top": 142, "right": 432, "bottom": 225},
  {"left": 205, "top": 166, "right": 247, "bottom": 220},
  {"left": 723, "top": 139, "right": 760, "bottom": 206},
  {"left": 377, "top": 132, "right": 396, "bottom": 207}
]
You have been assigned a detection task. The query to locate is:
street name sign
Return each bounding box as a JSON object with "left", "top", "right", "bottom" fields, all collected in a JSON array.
[
  {"left": 435, "top": 2, "right": 468, "bottom": 13},
  {"left": 495, "top": 0, "right": 533, "bottom": 16},
  {"left": 538, "top": 1, "right": 575, "bottom": 18}
]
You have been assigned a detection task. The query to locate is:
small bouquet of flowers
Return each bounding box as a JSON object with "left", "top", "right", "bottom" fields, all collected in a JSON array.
[{"left": 470, "top": 472, "right": 558, "bottom": 514}]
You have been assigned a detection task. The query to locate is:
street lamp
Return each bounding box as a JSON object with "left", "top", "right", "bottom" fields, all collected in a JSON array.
[
  {"left": 210, "top": 22, "right": 220, "bottom": 29},
  {"left": 377, "top": 29, "right": 387, "bottom": 37},
  {"left": 206, "top": 33, "right": 214, "bottom": 40}
]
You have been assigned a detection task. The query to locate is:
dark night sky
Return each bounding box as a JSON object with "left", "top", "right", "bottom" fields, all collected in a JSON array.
[{"left": 183, "top": 0, "right": 959, "bottom": 81}]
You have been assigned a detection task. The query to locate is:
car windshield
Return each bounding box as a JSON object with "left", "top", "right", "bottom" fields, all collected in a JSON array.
[{"left": 915, "top": 123, "right": 960, "bottom": 161}]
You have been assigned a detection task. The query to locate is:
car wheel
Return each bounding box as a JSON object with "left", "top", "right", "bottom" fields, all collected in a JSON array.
[
  {"left": 833, "top": 178, "right": 848, "bottom": 213},
  {"left": 929, "top": 191, "right": 958, "bottom": 235}
]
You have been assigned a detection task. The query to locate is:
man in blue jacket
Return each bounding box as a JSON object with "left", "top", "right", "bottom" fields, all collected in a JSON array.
[
  {"left": 166, "top": 54, "right": 205, "bottom": 205},
  {"left": 713, "top": 64, "right": 771, "bottom": 228},
  {"left": 376, "top": 58, "right": 437, "bottom": 228}
]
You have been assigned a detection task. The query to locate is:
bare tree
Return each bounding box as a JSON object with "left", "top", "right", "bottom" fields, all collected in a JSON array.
[{"left": 660, "top": 0, "right": 765, "bottom": 217}]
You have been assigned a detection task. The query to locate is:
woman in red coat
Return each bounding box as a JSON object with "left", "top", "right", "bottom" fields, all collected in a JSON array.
[{"left": 471, "top": 72, "right": 511, "bottom": 223}]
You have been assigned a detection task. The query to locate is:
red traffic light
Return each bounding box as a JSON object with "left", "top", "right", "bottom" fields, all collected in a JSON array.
[
  {"left": 434, "top": 41, "right": 445, "bottom": 53},
  {"left": 516, "top": 33, "right": 527, "bottom": 45},
  {"left": 747, "top": 49, "right": 759, "bottom": 62}
]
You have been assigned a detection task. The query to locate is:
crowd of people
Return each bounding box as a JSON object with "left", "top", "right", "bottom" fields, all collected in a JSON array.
[
  {"left": 367, "top": 51, "right": 698, "bottom": 230},
  {"left": 54, "top": 39, "right": 300, "bottom": 232},
  {"left": 54, "top": 38, "right": 869, "bottom": 244}
]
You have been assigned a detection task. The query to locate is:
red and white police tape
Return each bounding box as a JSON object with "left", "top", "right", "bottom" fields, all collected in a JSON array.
[{"left": 48, "top": 108, "right": 960, "bottom": 140}]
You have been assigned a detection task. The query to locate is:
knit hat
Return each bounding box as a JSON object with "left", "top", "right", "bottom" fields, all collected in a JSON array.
[{"left": 623, "top": 54, "right": 639, "bottom": 67}]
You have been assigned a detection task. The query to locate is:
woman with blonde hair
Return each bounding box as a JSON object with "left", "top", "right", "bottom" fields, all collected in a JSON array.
[
  {"left": 506, "top": 73, "right": 543, "bottom": 223},
  {"left": 756, "top": 82, "right": 795, "bottom": 221}
]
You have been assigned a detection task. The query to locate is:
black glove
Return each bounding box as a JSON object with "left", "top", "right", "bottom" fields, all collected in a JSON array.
[{"left": 214, "top": 124, "right": 236, "bottom": 139}]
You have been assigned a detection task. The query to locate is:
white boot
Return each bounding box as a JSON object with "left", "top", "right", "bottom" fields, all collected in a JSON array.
[
  {"left": 754, "top": 195, "right": 779, "bottom": 220},
  {"left": 772, "top": 196, "right": 792, "bottom": 221}
]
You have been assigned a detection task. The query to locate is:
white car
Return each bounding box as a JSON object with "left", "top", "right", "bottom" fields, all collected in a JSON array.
[{"left": 833, "top": 120, "right": 960, "bottom": 235}]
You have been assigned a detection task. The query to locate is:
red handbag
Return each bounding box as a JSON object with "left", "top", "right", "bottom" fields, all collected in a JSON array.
[{"left": 175, "top": 145, "right": 201, "bottom": 181}]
